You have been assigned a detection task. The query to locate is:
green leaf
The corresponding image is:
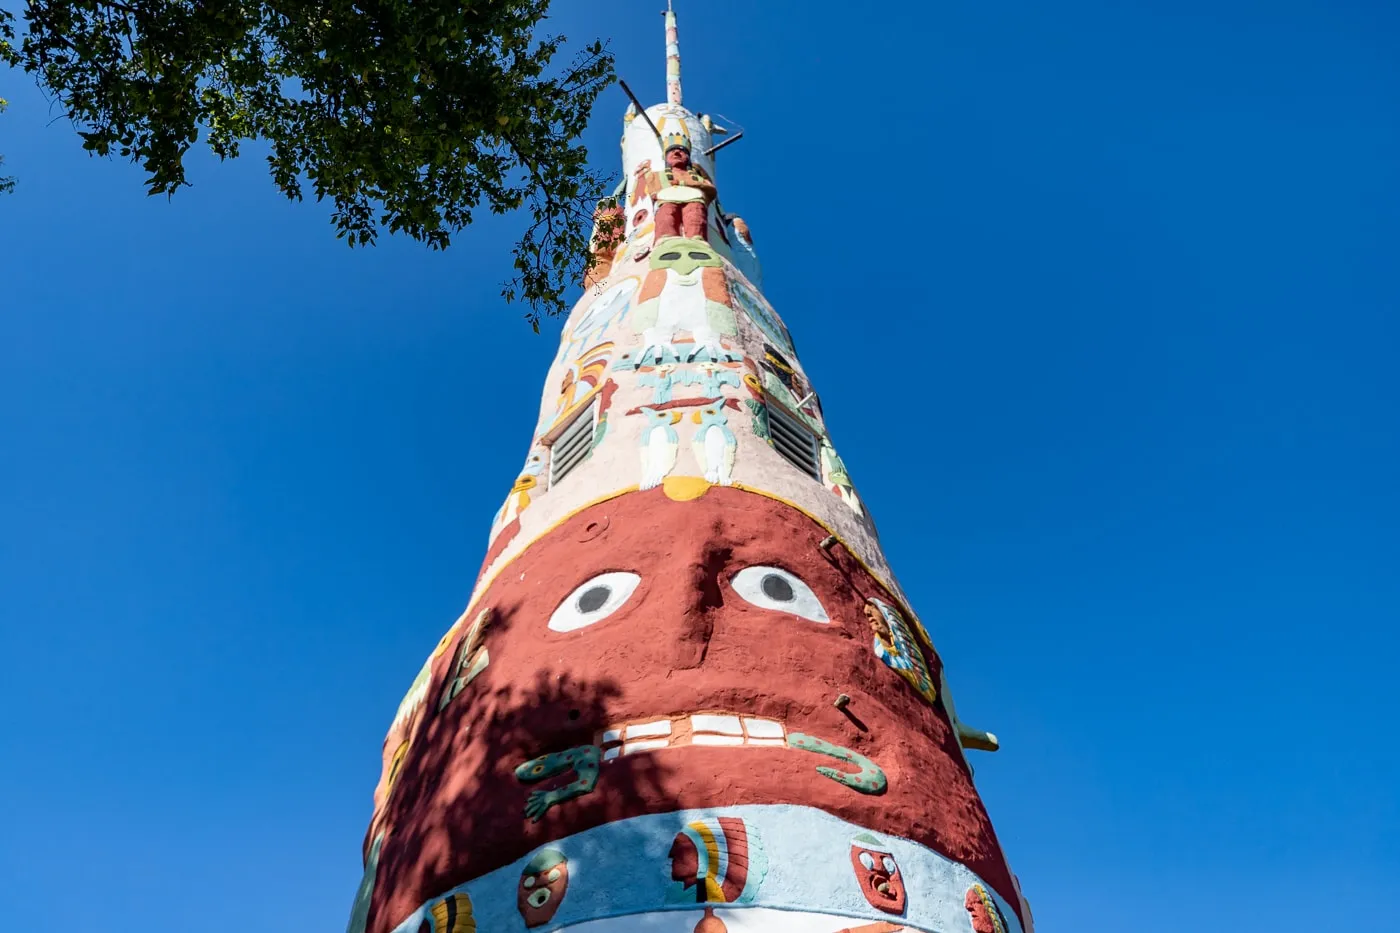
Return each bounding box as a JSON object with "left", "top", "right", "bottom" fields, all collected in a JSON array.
[{"left": 5, "top": 0, "right": 617, "bottom": 321}]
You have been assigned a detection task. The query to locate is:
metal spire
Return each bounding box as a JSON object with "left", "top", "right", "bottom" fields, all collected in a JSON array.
[{"left": 664, "top": 1, "right": 683, "bottom": 106}]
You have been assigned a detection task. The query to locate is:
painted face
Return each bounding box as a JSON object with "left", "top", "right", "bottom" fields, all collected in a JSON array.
[
  {"left": 517, "top": 848, "right": 569, "bottom": 927},
  {"left": 371, "top": 487, "right": 1016, "bottom": 933},
  {"left": 849, "top": 833, "right": 906, "bottom": 914},
  {"left": 649, "top": 237, "right": 721, "bottom": 276},
  {"left": 667, "top": 817, "right": 764, "bottom": 904},
  {"left": 666, "top": 146, "right": 691, "bottom": 168},
  {"left": 964, "top": 883, "right": 1009, "bottom": 933},
  {"left": 864, "top": 601, "right": 894, "bottom": 644}
]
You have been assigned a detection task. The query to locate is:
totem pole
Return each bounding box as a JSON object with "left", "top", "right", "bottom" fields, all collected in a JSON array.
[{"left": 347, "top": 7, "right": 1033, "bottom": 933}]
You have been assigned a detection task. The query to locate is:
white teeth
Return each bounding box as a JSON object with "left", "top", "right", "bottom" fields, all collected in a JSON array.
[
  {"left": 742, "top": 718, "right": 784, "bottom": 738},
  {"left": 690, "top": 713, "right": 743, "bottom": 735},
  {"left": 600, "top": 712, "right": 792, "bottom": 759},
  {"left": 625, "top": 719, "right": 673, "bottom": 739},
  {"left": 692, "top": 733, "right": 745, "bottom": 746}
]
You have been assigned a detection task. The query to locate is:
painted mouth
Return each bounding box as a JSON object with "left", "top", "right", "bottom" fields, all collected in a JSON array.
[{"left": 597, "top": 711, "right": 788, "bottom": 760}]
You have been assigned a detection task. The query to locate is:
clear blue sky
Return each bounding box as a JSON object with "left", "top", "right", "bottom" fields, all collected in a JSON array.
[{"left": 2, "top": 1, "right": 1397, "bottom": 930}]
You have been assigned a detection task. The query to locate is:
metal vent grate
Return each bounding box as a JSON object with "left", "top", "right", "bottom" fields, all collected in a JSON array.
[
  {"left": 549, "top": 400, "right": 598, "bottom": 487},
  {"left": 766, "top": 400, "right": 821, "bottom": 481}
]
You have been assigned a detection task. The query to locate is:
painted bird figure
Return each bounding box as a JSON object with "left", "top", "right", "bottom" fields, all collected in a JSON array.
[
  {"left": 639, "top": 407, "right": 683, "bottom": 490},
  {"left": 637, "top": 364, "right": 696, "bottom": 405},
  {"left": 492, "top": 452, "right": 545, "bottom": 531},
  {"left": 691, "top": 405, "right": 737, "bottom": 486},
  {"left": 820, "top": 439, "right": 864, "bottom": 517},
  {"left": 692, "top": 361, "right": 740, "bottom": 398}
]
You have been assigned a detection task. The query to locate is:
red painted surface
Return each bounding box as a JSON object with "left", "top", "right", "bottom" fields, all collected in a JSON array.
[{"left": 365, "top": 487, "right": 1017, "bottom": 933}]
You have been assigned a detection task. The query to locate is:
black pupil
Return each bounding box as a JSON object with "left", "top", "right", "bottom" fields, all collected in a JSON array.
[
  {"left": 659, "top": 251, "right": 682, "bottom": 260},
  {"left": 761, "top": 573, "right": 794, "bottom": 602},
  {"left": 688, "top": 251, "right": 708, "bottom": 259},
  {"left": 577, "top": 585, "right": 611, "bottom": 613}
]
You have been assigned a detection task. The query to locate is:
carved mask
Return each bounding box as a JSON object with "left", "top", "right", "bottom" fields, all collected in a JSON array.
[
  {"left": 850, "top": 833, "right": 906, "bottom": 914},
  {"left": 517, "top": 848, "right": 569, "bottom": 927}
]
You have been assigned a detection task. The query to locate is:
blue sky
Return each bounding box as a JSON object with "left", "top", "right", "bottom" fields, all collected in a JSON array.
[{"left": 2, "top": 1, "right": 1397, "bottom": 930}]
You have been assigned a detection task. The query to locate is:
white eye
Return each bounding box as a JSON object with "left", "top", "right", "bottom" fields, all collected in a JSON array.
[
  {"left": 731, "top": 566, "right": 829, "bottom": 623},
  {"left": 528, "top": 888, "right": 551, "bottom": 907},
  {"left": 859, "top": 852, "right": 876, "bottom": 870},
  {"left": 548, "top": 572, "right": 641, "bottom": 631},
  {"left": 882, "top": 856, "right": 896, "bottom": 874}
]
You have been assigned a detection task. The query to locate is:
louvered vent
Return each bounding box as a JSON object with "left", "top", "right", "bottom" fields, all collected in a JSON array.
[
  {"left": 766, "top": 400, "right": 821, "bottom": 481},
  {"left": 549, "top": 400, "right": 598, "bottom": 487}
]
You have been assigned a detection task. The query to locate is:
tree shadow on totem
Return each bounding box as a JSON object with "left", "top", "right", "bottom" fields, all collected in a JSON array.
[{"left": 369, "top": 599, "right": 688, "bottom": 933}]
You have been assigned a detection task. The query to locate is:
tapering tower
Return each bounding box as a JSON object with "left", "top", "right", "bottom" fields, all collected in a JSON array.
[{"left": 347, "top": 9, "right": 1033, "bottom": 933}]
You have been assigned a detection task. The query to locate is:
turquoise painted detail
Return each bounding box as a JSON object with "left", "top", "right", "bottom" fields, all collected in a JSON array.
[
  {"left": 745, "top": 398, "right": 770, "bottom": 440},
  {"left": 515, "top": 745, "right": 603, "bottom": 821},
  {"left": 346, "top": 833, "right": 384, "bottom": 933},
  {"left": 382, "top": 804, "right": 1023, "bottom": 933},
  {"left": 786, "top": 733, "right": 887, "bottom": 794},
  {"left": 731, "top": 279, "right": 795, "bottom": 356}
]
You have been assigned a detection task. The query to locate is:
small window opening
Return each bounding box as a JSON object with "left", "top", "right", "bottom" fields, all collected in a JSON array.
[
  {"left": 548, "top": 400, "right": 598, "bottom": 487},
  {"left": 766, "top": 400, "right": 821, "bottom": 481}
]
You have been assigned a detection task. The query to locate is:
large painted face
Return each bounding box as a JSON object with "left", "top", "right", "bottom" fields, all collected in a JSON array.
[
  {"left": 666, "top": 146, "right": 692, "bottom": 169},
  {"left": 516, "top": 848, "right": 569, "bottom": 927},
  {"left": 649, "top": 238, "right": 722, "bottom": 277},
  {"left": 849, "top": 833, "right": 907, "bottom": 914},
  {"left": 370, "top": 486, "right": 1015, "bottom": 933}
]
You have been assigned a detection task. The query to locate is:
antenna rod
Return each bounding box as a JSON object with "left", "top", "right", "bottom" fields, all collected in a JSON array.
[
  {"left": 703, "top": 131, "right": 744, "bottom": 158},
  {"left": 617, "top": 79, "right": 663, "bottom": 142},
  {"left": 665, "top": 1, "right": 683, "bottom": 105}
]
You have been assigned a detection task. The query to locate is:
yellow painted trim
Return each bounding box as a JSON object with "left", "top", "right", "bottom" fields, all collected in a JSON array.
[{"left": 663, "top": 476, "right": 712, "bottom": 500}]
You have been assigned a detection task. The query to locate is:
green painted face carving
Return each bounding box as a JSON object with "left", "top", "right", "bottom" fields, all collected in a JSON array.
[{"left": 649, "top": 237, "right": 721, "bottom": 276}]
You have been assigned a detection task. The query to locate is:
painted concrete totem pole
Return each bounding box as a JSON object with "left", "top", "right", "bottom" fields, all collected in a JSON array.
[{"left": 347, "top": 7, "right": 1032, "bottom": 933}]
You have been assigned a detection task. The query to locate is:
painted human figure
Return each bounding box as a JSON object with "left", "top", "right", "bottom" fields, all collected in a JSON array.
[{"left": 638, "top": 133, "right": 717, "bottom": 242}]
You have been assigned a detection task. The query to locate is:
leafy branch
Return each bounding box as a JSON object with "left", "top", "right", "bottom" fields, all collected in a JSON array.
[{"left": 0, "top": 0, "right": 617, "bottom": 321}]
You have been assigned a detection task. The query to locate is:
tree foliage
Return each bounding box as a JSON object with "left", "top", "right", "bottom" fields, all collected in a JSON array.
[
  {"left": 0, "top": 98, "right": 13, "bottom": 196},
  {"left": 0, "top": 0, "right": 615, "bottom": 324}
]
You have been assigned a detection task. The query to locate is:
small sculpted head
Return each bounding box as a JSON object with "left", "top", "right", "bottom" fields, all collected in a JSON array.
[
  {"left": 666, "top": 145, "right": 692, "bottom": 169},
  {"left": 517, "top": 848, "right": 569, "bottom": 926}
]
